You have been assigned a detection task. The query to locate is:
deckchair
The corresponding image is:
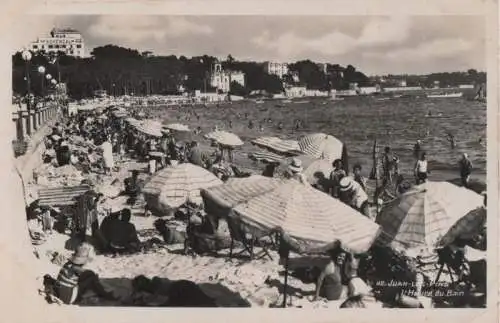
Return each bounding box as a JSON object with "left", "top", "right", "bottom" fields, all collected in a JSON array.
[{"left": 226, "top": 217, "right": 275, "bottom": 261}]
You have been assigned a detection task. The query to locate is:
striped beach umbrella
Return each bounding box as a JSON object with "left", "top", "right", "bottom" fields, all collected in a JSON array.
[
  {"left": 251, "top": 136, "right": 302, "bottom": 156},
  {"left": 438, "top": 206, "right": 486, "bottom": 247},
  {"left": 248, "top": 151, "right": 283, "bottom": 164},
  {"left": 202, "top": 177, "right": 380, "bottom": 254},
  {"left": 376, "top": 181, "right": 484, "bottom": 254},
  {"left": 142, "top": 163, "right": 223, "bottom": 211},
  {"left": 201, "top": 175, "right": 286, "bottom": 218},
  {"left": 298, "top": 133, "right": 344, "bottom": 163},
  {"left": 136, "top": 119, "right": 163, "bottom": 137},
  {"left": 205, "top": 130, "right": 244, "bottom": 147},
  {"left": 163, "top": 123, "right": 191, "bottom": 132}
]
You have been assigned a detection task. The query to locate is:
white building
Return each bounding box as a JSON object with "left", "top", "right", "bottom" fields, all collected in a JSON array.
[
  {"left": 210, "top": 63, "right": 245, "bottom": 93},
  {"left": 263, "top": 62, "right": 289, "bottom": 79},
  {"left": 29, "top": 28, "right": 85, "bottom": 57}
]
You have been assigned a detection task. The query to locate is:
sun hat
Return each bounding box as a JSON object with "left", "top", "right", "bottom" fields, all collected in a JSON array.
[
  {"left": 71, "top": 242, "right": 94, "bottom": 265},
  {"left": 288, "top": 158, "right": 303, "bottom": 173},
  {"left": 339, "top": 176, "right": 355, "bottom": 192}
]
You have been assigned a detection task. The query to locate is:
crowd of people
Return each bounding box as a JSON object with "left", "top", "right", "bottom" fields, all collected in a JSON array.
[{"left": 27, "top": 104, "right": 484, "bottom": 308}]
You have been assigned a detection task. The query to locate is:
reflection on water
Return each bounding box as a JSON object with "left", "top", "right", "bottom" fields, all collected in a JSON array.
[{"left": 143, "top": 96, "right": 486, "bottom": 178}]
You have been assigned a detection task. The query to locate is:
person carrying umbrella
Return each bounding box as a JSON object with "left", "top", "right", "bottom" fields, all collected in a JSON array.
[{"left": 338, "top": 177, "right": 371, "bottom": 219}]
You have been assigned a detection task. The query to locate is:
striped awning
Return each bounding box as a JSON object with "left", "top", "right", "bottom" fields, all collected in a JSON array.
[{"left": 38, "top": 185, "right": 91, "bottom": 207}]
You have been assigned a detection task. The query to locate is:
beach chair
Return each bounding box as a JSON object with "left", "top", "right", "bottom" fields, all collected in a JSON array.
[{"left": 226, "top": 218, "right": 275, "bottom": 261}]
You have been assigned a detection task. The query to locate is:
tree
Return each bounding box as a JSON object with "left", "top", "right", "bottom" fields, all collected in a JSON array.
[{"left": 229, "top": 81, "right": 249, "bottom": 96}]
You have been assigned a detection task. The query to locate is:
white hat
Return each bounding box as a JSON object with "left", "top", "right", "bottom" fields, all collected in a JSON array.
[
  {"left": 288, "top": 158, "right": 303, "bottom": 173},
  {"left": 339, "top": 176, "right": 355, "bottom": 192},
  {"left": 462, "top": 153, "right": 468, "bottom": 158}
]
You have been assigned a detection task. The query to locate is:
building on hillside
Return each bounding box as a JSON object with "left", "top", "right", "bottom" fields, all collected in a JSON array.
[
  {"left": 210, "top": 63, "right": 245, "bottom": 93},
  {"left": 263, "top": 62, "right": 289, "bottom": 79},
  {"left": 28, "top": 28, "right": 85, "bottom": 57},
  {"left": 285, "top": 86, "right": 307, "bottom": 98},
  {"left": 317, "top": 63, "right": 328, "bottom": 74}
]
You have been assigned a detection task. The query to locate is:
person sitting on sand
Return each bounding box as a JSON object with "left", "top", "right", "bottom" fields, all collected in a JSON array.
[
  {"left": 109, "top": 208, "right": 141, "bottom": 254},
  {"left": 314, "top": 242, "right": 359, "bottom": 302},
  {"left": 459, "top": 153, "right": 473, "bottom": 188},
  {"left": 50, "top": 243, "right": 117, "bottom": 304},
  {"left": 414, "top": 152, "right": 429, "bottom": 185},
  {"left": 329, "top": 159, "right": 347, "bottom": 198},
  {"left": 124, "top": 170, "right": 142, "bottom": 205},
  {"left": 338, "top": 177, "right": 371, "bottom": 219},
  {"left": 97, "top": 209, "right": 121, "bottom": 251}
]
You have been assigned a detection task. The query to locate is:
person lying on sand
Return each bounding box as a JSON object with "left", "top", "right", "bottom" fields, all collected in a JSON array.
[
  {"left": 46, "top": 243, "right": 117, "bottom": 305},
  {"left": 130, "top": 275, "right": 217, "bottom": 307}
]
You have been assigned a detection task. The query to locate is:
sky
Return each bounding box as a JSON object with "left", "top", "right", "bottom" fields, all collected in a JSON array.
[{"left": 25, "top": 15, "right": 486, "bottom": 75}]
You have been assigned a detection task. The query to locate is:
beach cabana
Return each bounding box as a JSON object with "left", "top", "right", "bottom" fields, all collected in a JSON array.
[
  {"left": 376, "top": 181, "right": 484, "bottom": 255},
  {"left": 142, "top": 163, "right": 223, "bottom": 213}
]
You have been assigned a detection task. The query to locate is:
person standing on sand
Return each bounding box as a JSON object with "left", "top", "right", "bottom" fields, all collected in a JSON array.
[
  {"left": 352, "top": 164, "right": 367, "bottom": 192},
  {"left": 329, "top": 159, "right": 347, "bottom": 198},
  {"left": 100, "top": 136, "right": 114, "bottom": 175},
  {"left": 459, "top": 153, "right": 473, "bottom": 188},
  {"left": 414, "top": 152, "right": 429, "bottom": 185}
]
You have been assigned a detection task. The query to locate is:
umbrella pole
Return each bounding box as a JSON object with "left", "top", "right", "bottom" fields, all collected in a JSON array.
[{"left": 282, "top": 252, "right": 289, "bottom": 308}]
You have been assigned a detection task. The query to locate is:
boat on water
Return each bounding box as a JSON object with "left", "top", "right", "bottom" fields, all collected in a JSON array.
[
  {"left": 427, "top": 92, "right": 463, "bottom": 98},
  {"left": 255, "top": 100, "right": 265, "bottom": 104},
  {"left": 282, "top": 99, "right": 292, "bottom": 104},
  {"left": 294, "top": 100, "right": 310, "bottom": 104}
]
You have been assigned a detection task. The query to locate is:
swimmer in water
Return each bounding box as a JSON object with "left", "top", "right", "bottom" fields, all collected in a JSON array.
[
  {"left": 248, "top": 120, "right": 254, "bottom": 129},
  {"left": 277, "top": 122, "right": 284, "bottom": 130},
  {"left": 446, "top": 132, "right": 456, "bottom": 149},
  {"left": 259, "top": 123, "right": 264, "bottom": 132},
  {"left": 228, "top": 120, "right": 233, "bottom": 129}
]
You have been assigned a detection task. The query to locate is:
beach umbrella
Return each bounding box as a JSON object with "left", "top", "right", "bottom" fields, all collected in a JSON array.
[
  {"left": 376, "top": 181, "right": 484, "bottom": 254},
  {"left": 438, "top": 206, "right": 486, "bottom": 247},
  {"left": 205, "top": 130, "right": 244, "bottom": 147},
  {"left": 248, "top": 151, "right": 283, "bottom": 164},
  {"left": 163, "top": 123, "right": 191, "bottom": 132},
  {"left": 201, "top": 175, "right": 286, "bottom": 218},
  {"left": 142, "top": 163, "right": 223, "bottom": 212},
  {"left": 202, "top": 177, "right": 380, "bottom": 254},
  {"left": 251, "top": 136, "right": 302, "bottom": 156},
  {"left": 298, "top": 133, "right": 344, "bottom": 163},
  {"left": 275, "top": 155, "right": 333, "bottom": 186},
  {"left": 136, "top": 119, "right": 163, "bottom": 137}
]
